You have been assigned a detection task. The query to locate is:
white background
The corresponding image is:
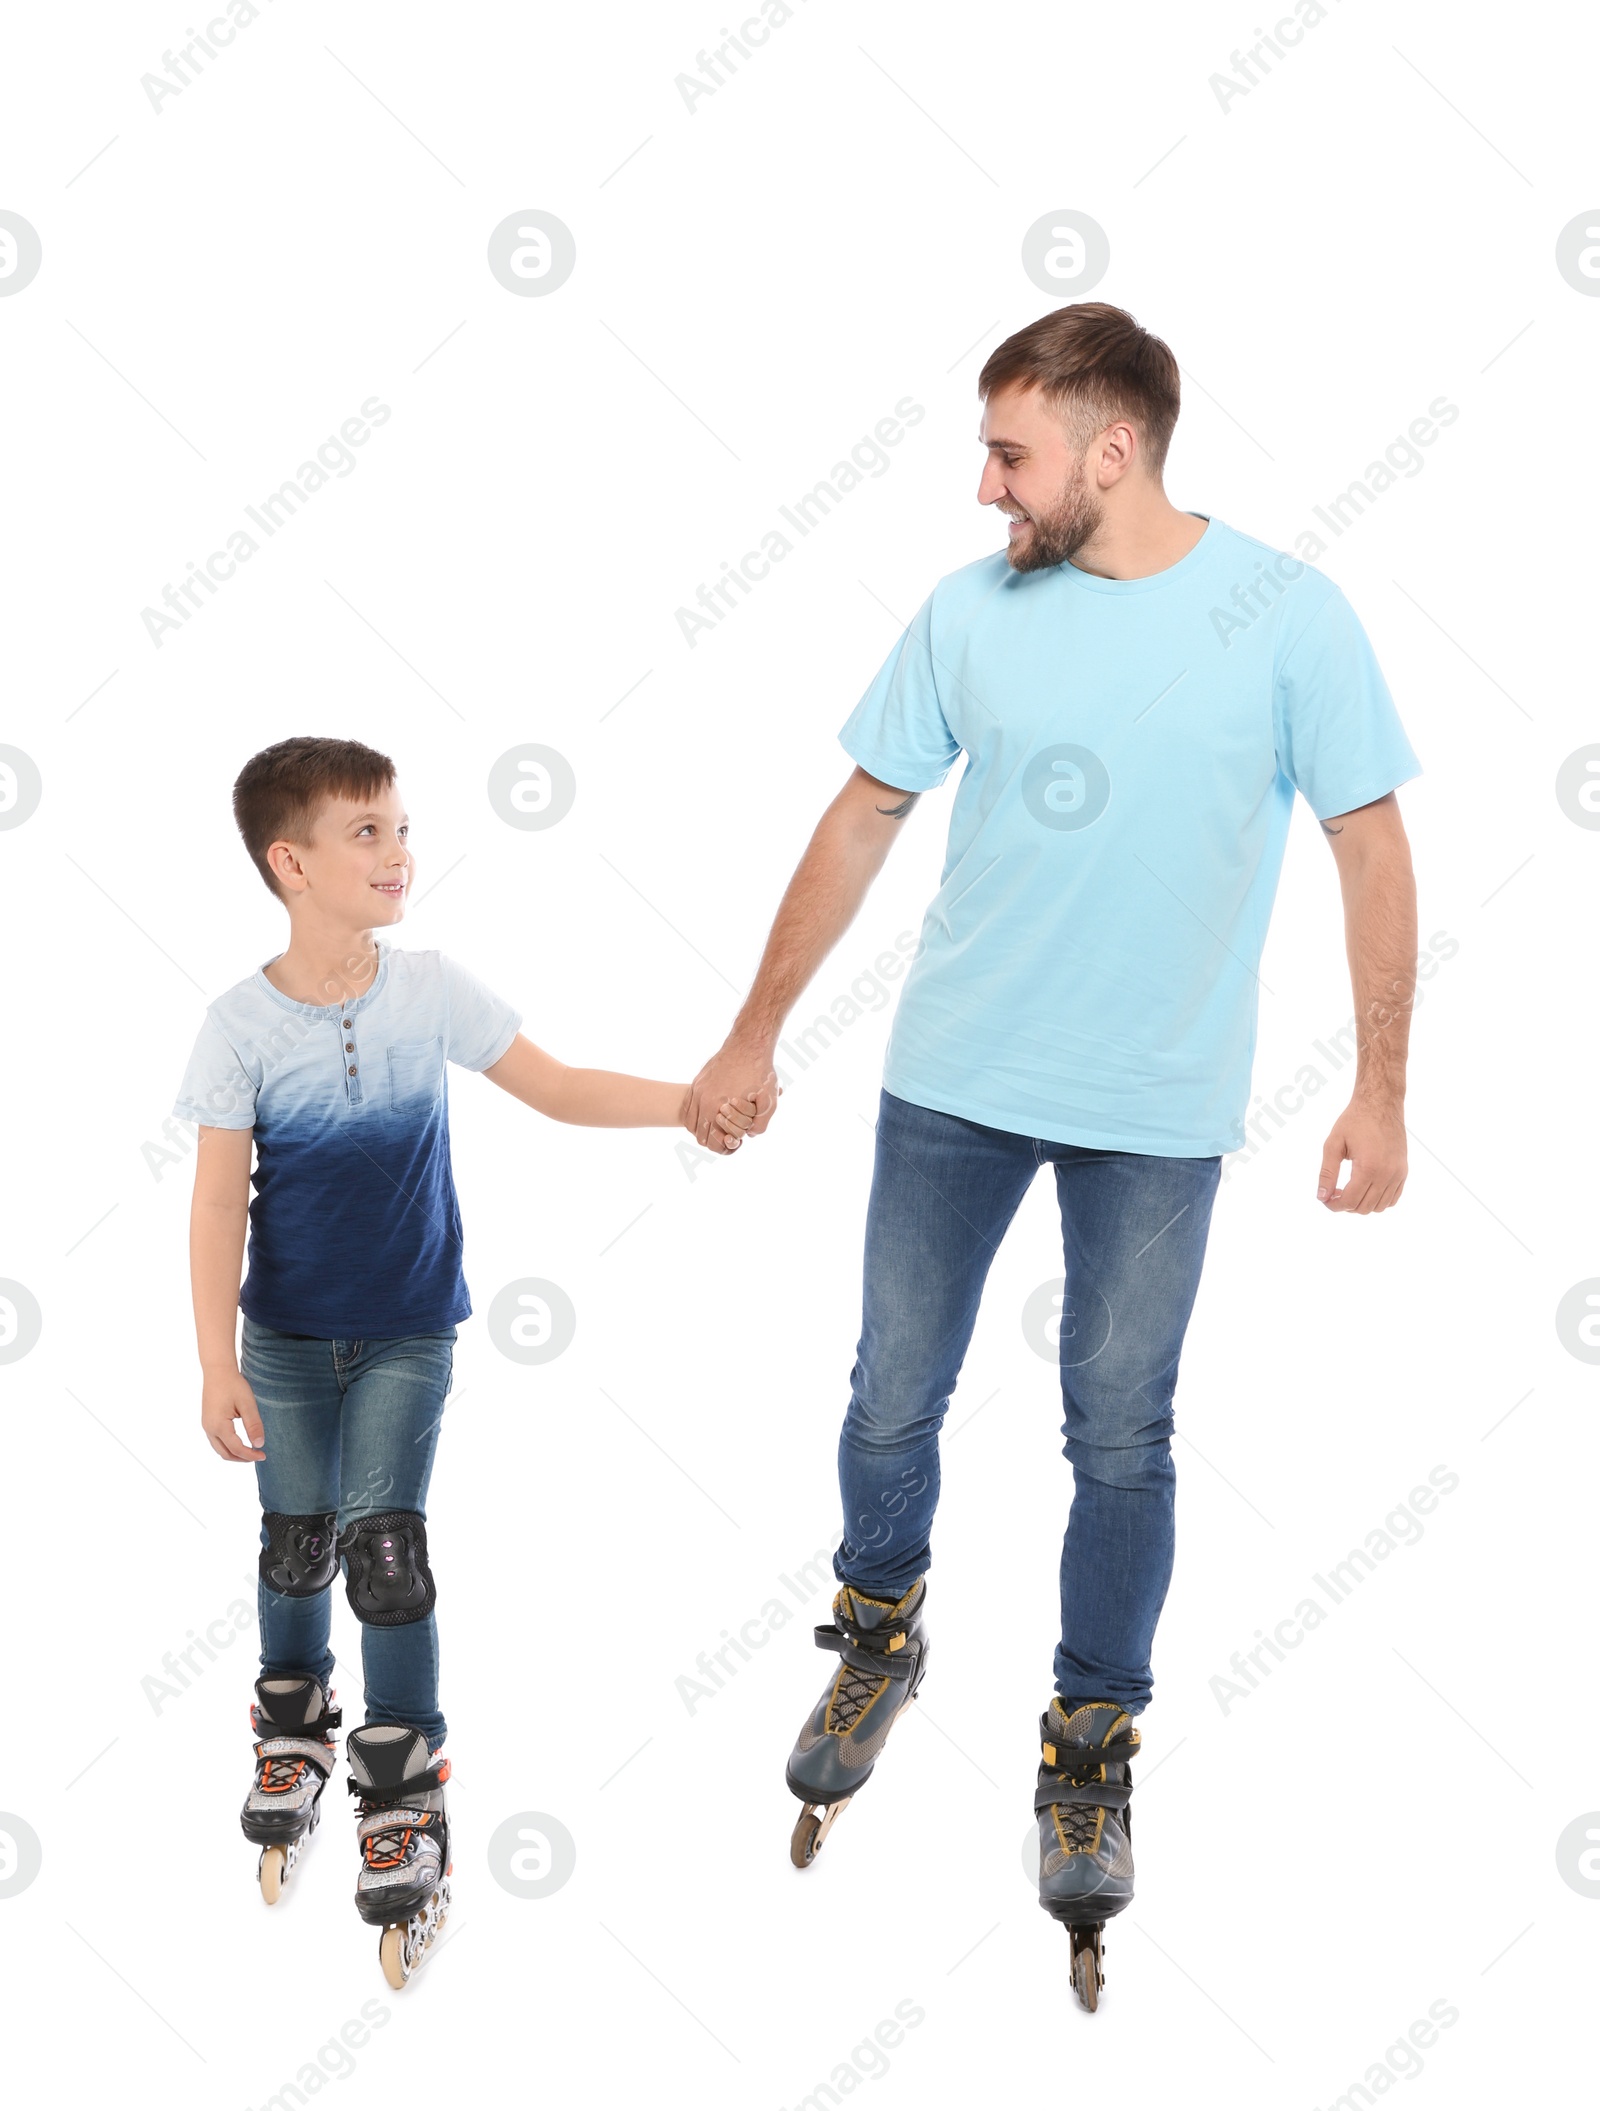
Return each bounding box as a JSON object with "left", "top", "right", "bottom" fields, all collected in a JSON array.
[{"left": 3, "top": 1, "right": 1595, "bottom": 2104}]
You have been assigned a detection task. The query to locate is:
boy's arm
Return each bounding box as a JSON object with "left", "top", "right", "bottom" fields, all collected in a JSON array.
[
  {"left": 482, "top": 1034, "right": 751, "bottom": 1149},
  {"left": 190, "top": 1124, "right": 266, "bottom": 1460}
]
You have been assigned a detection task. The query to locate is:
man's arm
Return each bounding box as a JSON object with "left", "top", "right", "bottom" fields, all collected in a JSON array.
[
  {"left": 190, "top": 1124, "right": 267, "bottom": 1460},
  {"left": 684, "top": 767, "right": 921, "bottom": 1145},
  {"left": 1315, "top": 791, "right": 1417, "bottom": 1214}
]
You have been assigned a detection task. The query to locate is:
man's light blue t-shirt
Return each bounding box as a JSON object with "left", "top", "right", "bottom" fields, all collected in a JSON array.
[
  {"left": 839, "top": 516, "right": 1421, "bottom": 1157},
  {"left": 173, "top": 942, "right": 520, "bottom": 1337}
]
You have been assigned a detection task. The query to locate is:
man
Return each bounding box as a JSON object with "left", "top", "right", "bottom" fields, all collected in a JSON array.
[{"left": 684, "top": 302, "right": 1419, "bottom": 2009}]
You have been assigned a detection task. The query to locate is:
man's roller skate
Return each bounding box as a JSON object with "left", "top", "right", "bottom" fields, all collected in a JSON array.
[
  {"left": 1034, "top": 1696, "right": 1141, "bottom": 2012},
  {"left": 785, "top": 1576, "right": 929, "bottom": 1868},
  {"left": 345, "top": 1723, "right": 452, "bottom": 1989},
  {"left": 240, "top": 1674, "right": 342, "bottom": 1903}
]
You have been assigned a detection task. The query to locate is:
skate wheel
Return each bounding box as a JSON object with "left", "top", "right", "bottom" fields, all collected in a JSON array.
[
  {"left": 1068, "top": 1928, "right": 1104, "bottom": 2013},
  {"left": 1072, "top": 1944, "right": 1098, "bottom": 2012},
  {"left": 789, "top": 1810, "right": 822, "bottom": 1869},
  {"left": 379, "top": 1924, "right": 410, "bottom": 1990},
  {"left": 258, "top": 1846, "right": 286, "bottom": 1905}
]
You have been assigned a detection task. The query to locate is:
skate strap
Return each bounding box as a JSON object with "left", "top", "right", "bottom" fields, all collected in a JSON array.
[
  {"left": 1034, "top": 1773, "right": 1131, "bottom": 1823},
  {"left": 1038, "top": 1747, "right": 1139, "bottom": 1815},
  {"left": 252, "top": 1702, "right": 342, "bottom": 1741},
  {"left": 254, "top": 1735, "right": 337, "bottom": 1779},
  {"left": 358, "top": 1805, "right": 437, "bottom": 1838},
  {"left": 346, "top": 1756, "right": 449, "bottom": 1803},
  {"left": 1041, "top": 1729, "right": 1139, "bottom": 1768},
  {"left": 814, "top": 1619, "right": 915, "bottom": 1670}
]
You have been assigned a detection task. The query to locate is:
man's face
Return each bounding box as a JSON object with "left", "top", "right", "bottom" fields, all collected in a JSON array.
[
  {"left": 272, "top": 781, "right": 413, "bottom": 925},
  {"left": 977, "top": 383, "right": 1105, "bottom": 573}
]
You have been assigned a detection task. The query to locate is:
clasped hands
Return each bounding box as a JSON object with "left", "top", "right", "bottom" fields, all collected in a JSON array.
[{"left": 680, "top": 1038, "right": 782, "bottom": 1156}]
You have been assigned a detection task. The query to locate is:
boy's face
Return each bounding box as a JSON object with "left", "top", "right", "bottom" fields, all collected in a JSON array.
[{"left": 271, "top": 781, "right": 413, "bottom": 926}]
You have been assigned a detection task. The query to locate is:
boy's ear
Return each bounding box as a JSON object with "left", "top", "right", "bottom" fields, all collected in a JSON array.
[{"left": 267, "top": 840, "right": 306, "bottom": 893}]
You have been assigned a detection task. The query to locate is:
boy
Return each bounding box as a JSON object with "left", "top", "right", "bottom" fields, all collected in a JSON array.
[{"left": 175, "top": 735, "right": 753, "bottom": 1987}]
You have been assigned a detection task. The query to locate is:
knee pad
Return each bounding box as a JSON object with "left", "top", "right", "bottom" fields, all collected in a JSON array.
[
  {"left": 260, "top": 1511, "right": 340, "bottom": 1597},
  {"left": 338, "top": 1510, "right": 436, "bottom": 1627}
]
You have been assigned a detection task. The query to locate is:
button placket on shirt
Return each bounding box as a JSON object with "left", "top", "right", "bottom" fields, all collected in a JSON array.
[{"left": 341, "top": 1011, "right": 363, "bottom": 1107}]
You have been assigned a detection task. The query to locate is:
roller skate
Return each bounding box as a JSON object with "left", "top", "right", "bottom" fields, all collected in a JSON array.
[
  {"left": 240, "top": 1674, "right": 342, "bottom": 1903},
  {"left": 346, "top": 1723, "right": 452, "bottom": 1989},
  {"left": 785, "top": 1576, "right": 929, "bottom": 1868},
  {"left": 1034, "top": 1697, "right": 1141, "bottom": 2012}
]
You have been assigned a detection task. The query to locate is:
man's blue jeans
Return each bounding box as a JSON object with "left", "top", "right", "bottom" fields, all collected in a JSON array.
[
  {"left": 241, "top": 1317, "right": 456, "bottom": 1750},
  {"left": 837, "top": 1090, "right": 1221, "bottom": 1716}
]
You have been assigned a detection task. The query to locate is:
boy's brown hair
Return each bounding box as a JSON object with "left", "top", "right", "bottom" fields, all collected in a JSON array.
[
  {"left": 978, "top": 302, "right": 1181, "bottom": 479},
  {"left": 233, "top": 736, "right": 396, "bottom": 900}
]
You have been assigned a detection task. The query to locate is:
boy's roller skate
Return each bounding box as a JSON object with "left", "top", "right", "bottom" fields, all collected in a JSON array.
[
  {"left": 345, "top": 1723, "right": 452, "bottom": 1989},
  {"left": 785, "top": 1576, "right": 929, "bottom": 1868},
  {"left": 1034, "top": 1696, "right": 1141, "bottom": 2012},
  {"left": 240, "top": 1674, "right": 342, "bottom": 1903}
]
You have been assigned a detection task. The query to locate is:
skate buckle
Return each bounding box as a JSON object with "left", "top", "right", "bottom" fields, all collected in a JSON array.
[{"left": 885, "top": 1631, "right": 905, "bottom": 1651}]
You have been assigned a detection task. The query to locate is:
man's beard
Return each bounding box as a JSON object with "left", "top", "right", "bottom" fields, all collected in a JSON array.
[{"left": 1004, "top": 458, "right": 1103, "bottom": 573}]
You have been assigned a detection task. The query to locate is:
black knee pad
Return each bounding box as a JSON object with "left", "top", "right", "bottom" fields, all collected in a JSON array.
[
  {"left": 338, "top": 1510, "right": 436, "bottom": 1626},
  {"left": 260, "top": 1511, "right": 340, "bottom": 1597}
]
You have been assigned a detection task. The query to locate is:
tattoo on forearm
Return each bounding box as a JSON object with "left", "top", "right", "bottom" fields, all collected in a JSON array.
[{"left": 876, "top": 793, "right": 920, "bottom": 819}]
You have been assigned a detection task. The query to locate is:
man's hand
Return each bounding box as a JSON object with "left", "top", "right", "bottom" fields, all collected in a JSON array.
[
  {"left": 684, "top": 1041, "right": 780, "bottom": 1149},
  {"left": 1317, "top": 1097, "right": 1407, "bottom": 1213},
  {"left": 202, "top": 1368, "right": 266, "bottom": 1461}
]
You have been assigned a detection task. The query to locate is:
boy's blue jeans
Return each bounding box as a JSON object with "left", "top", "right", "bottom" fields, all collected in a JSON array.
[
  {"left": 241, "top": 1316, "right": 456, "bottom": 1750},
  {"left": 837, "top": 1090, "right": 1221, "bottom": 1716}
]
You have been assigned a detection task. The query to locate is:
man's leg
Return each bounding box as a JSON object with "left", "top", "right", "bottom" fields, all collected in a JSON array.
[
  {"left": 1048, "top": 1146, "right": 1221, "bottom": 1714},
  {"left": 836, "top": 1089, "right": 1039, "bottom": 1595},
  {"left": 788, "top": 1090, "right": 1039, "bottom": 1860}
]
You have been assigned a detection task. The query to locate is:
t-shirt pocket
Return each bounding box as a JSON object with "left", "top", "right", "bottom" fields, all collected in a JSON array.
[{"left": 387, "top": 1035, "right": 444, "bottom": 1113}]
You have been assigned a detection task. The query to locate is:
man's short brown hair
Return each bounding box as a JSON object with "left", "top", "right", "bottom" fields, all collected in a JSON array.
[
  {"left": 232, "top": 735, "right": 396, "bottom": 900},
  {"left": 978, "top": 302, "right": 1181, "bottom": 479}
]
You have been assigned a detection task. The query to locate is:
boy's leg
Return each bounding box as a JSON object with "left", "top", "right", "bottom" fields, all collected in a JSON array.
[
  {"left": 333, "top": 1329, "right": 457, "bottom": 1752},
  {"left": 836, "top": 1090, "right": 1039, "bottom": 1596},
  {"left": 241, "top": 1318, "right": 344, "bottom": 1687},
  {"left": 1048, "top": 1146, "right": 1222, "bottom": 1714}
]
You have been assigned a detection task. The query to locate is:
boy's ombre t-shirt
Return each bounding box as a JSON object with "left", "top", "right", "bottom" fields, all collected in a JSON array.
[{"left": 173, "top": 942, "right": 520, "bottom": 1337}]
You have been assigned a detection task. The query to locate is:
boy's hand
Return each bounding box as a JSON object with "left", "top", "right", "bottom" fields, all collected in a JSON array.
[
  {"left": 710, "top": 1096, "right": 759, "bottom": 1153},
  {"left": 202, "top": 1369, "right": 266, "bottom": 1462}
]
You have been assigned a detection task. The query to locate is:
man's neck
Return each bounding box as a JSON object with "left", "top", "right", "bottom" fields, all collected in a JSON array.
[
  {"left": 264, "top": 926, "right": 381, "bottom": 1008},
  {"left": 1068, "top": 500, "right": 1208, "bottom": 582}
]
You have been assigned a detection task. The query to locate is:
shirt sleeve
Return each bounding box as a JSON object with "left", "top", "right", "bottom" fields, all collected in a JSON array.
[
  {"left": 441, "top": 953, "right": 522, "bottom": 1071},
  {"left": 838, "top": 590, "right": 961, "bottom": 792},
  {"left": 172, "top": 1015, "right": 257, "bottom": 1129},
  {"left": 1273, "top": 585, "right": 1421, "bottom": 820}
]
